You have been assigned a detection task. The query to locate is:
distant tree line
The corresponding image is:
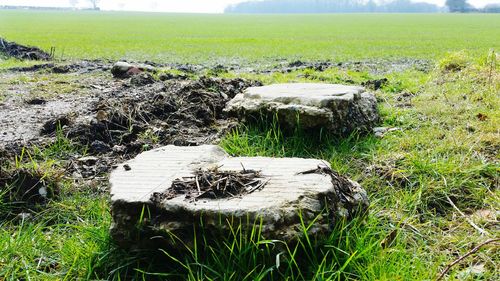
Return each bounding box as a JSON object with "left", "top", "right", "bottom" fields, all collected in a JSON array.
[
  {"left": 225, "top": 0, "right": 442, "bottom": 13},
  {"left": 225, "top": 0, "right": 500, "bottom": 13},
  {"left": 446, "top": 0, "right": 500, "bottom": 13},
  {"left": 482, "top": 4, "right": 500, "bottom": 13},
  {"left": 445, "top": 0, "right": 475, "bottom": 12}
]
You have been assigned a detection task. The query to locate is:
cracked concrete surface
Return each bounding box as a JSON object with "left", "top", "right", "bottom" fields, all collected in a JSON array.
[{"left": 109, "top": 145, "right": 369, "bottom": 249}]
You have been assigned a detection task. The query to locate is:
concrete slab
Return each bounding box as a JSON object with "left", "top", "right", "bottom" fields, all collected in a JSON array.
[
  {"left": 225, "top": 83, "right": 379, "bottom": 135},
  {"left": 110, "top": 145, "right": 369, "bottom": 249}
]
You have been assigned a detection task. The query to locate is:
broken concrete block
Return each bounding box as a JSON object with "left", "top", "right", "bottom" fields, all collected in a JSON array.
[
  {"left": 111, "top": 61, "right": 133, "bottom": 78},
  {"left": 111, "top": 61, "right": 157, "bottom": 78},
  {"left": 225, "top": 83, "right": 379, "bottom": 135},
  {"left": 109, "top": 145, "right": 369, "bottom": 249}
]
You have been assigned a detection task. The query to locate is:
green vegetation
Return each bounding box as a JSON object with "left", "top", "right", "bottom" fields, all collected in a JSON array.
[
  {"left": 1, "top": 10, "right": 500, "bottom": 63},
  {"left": 0, "top": 59, "right": 42, "bottom": 70},
  {"left": 0, "top": 66, "right": 101, "bottom": 102},
  {"left": 0, "top": 9, "right": 499, "bottom": 280},
  {"left": 1, "top": 51, "right": 498, "bottom": 280}
]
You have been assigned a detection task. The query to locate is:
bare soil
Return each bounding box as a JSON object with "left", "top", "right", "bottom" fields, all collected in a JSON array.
[{"left": 0, "top": 61, "right": 259, "bottom": 180}]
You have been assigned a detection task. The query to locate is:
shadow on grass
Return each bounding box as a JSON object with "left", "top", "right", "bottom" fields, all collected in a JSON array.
[{"left": 88, "top": 214, "right": 372, "bottom": 281}]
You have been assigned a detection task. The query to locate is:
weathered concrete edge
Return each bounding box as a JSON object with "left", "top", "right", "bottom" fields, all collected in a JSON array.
[
  {"left": 110, "top": 174, "right": 369, "bottom": 249},
  {"left": 224, "top": 87, "right": 380, "bottom": 135}
]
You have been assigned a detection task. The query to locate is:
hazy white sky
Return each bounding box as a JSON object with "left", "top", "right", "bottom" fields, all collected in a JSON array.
[{"left": 1, "top": 0, "right": 499, "bottom": 13}]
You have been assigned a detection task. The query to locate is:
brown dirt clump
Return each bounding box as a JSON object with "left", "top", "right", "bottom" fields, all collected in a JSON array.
[
  {"left": 65, "top": 76, "right": 260, "bottom": 151},
  {"left": 0, "top": 62, "right": 259, "bottom": 153},
  {"left": 0, "top": 37, "right": 52, "bottom": 60}
]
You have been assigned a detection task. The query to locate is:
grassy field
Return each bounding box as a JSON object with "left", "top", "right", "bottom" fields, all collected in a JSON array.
[
  {"left": 0, "top": 10, "right": 499, "bottom": 281},
  {"left": 1, "top": 10, "right": 500, "bottom": 63}
]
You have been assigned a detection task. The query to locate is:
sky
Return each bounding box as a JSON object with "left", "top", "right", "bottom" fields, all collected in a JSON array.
[{"left": 1, "top": 0, "right": 499, "bottom": 13}]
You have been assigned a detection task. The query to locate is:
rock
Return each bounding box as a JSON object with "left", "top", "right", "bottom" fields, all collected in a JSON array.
[
  {"left": 225, "top": 83, "right": 379, "bottom": 135},
  {"left": 111, "top": 61, "right": 157, "bottom": 78},
  {"left": 109, "top": 145, "right": 369, "bottom": 249},
  {"left": 111, "top": 61, "right": 133, "bottom": 78},
  {"left": 137, "top": 63, "right": 157, "bottom": 73}
]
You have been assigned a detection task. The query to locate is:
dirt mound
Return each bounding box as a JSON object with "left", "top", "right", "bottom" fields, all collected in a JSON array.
[
  {"left": 66, "top": 77, "right": 260, "bottom": 152},
  {"left": 0, "top": 38, "right": 52, "bottom": 60},
  {"left": 0, "top": 62, "right": 260, "bottom": 182}
]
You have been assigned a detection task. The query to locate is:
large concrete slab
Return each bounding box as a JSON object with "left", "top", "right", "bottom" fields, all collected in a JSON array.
[
  {"left": 110, "top": 145, "right": 369, "bottom": 248},
  {"left": 225, "top": 83, "right": 379, "bottom": 135}
]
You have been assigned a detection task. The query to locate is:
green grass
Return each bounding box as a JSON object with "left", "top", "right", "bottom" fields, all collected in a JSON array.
[
  {"left": 0, "top": 9, "right": 499, "bottom": 279},
  {"left": 0, "top": 60, "right": 106, "bottom": 102},
  {"left": 1, "top": 10, "right": 500, "bottom": 63},
  {"left": 0, "top": 58, "right": 44, "bottom": 70},
  {"left": 0, "top": 52, "right": 498, "bottom": 280}
]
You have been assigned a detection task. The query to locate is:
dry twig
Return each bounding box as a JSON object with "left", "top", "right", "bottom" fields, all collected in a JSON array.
[
  {"left": 445, "top": 195, "right": 489, "bottom": 236},
  {"left": 435, "top": 238, "right": 499, "bottom": 281},
  {"left": 442, "top": 176, "right": 489, "bottom": 236},
  {"left": 151, "top": 167, "right": 266, "bottom": 203}
]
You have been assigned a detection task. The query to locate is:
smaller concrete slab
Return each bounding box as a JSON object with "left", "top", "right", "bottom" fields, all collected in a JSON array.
[
  {"left": 110, "top": 145, "right": 369, "bottom": 249},
  {"left": 225, "top": 83, "right": 379, "bottom": 135}
]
